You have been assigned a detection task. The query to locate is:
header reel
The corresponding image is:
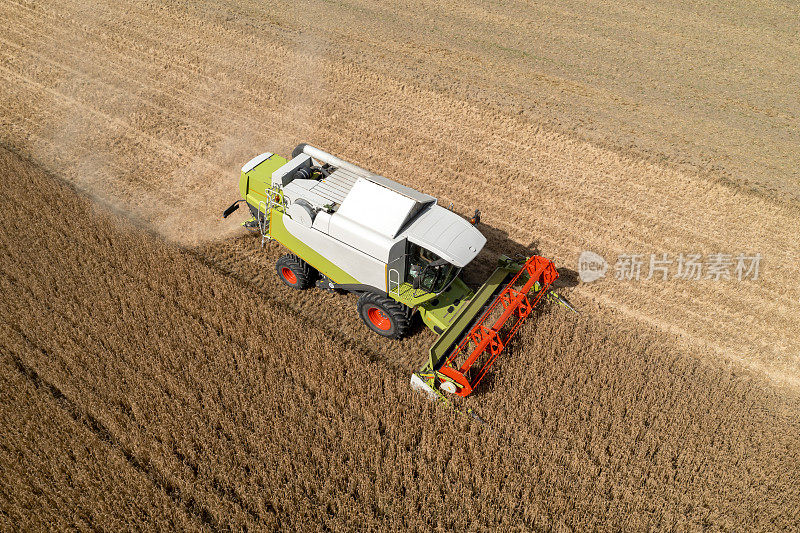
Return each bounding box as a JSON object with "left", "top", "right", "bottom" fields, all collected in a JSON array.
[{"left": 412, "top": 255, "right": 570, "bottom": 401}]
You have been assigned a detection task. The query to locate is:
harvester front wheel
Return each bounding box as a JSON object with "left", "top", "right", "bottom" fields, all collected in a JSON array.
[
  {"left": 357, "top": 292, "right": 410, "bottom": 339},
  {"left": 276, "top": 254, "right": 315, "bottom": 289}
]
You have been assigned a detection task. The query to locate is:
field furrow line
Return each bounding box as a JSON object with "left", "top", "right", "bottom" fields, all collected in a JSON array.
[
  {"left": 0, "top": 2, "right": 298, "bottom": 125},
  {"left": 0, "top": 64, "right": 188, "bottom": 159},
  {"left": 1, "top": 254, "right": 281, "bottom": 523},
  {"left": 1, "top": 0, "right": 757, "bottom": 260},
  {"left": 2, "top": 327, "right": 222, "bottom": 530},
  {"left": 0, "top": 30, "right": 262, "bottom": 135}
]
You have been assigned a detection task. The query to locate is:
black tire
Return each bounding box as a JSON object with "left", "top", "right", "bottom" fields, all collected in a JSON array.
[
  {"left": 275, "top": 254, "right": 315, "bottom": 289},
  {"left": 357, "top": 292, "right": 411, "bottom": 339}
]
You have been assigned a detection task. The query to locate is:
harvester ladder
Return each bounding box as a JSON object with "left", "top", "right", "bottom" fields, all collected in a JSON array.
[
  {"left": 257, "top": 184, "right": 287, "bottom": 247},
  {"left": 387, "top": 255, "right": 403, "bottom": 295},
  {"left": 257, "top": 200, "right": 270, "bottom": 247}
]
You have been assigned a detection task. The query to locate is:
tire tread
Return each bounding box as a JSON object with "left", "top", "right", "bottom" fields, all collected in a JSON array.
[
  {"left": 357, "top": 292, "right": 411, "bottom": 339},
  {"left": 276, "top": 254, "right": 315, "bottom": 289}
]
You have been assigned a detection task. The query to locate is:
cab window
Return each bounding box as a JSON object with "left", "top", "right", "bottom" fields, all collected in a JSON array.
[{"left": 406, "top": 244, "right": 458, "bottom": 294}]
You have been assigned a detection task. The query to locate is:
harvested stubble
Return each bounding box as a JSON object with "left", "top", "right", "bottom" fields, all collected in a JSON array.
[
  {"left": 2, "top": 0, "right": 798, "bottom": 386},
  {"left": 2, "top": 149, "right": 800, "bottom": 530}
]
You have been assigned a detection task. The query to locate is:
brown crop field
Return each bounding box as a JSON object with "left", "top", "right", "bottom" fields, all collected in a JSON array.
[{"left": 2, "top": 0, "right": 800, "bottom": 529}]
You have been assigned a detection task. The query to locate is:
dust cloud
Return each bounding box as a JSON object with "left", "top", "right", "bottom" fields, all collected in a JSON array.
[{"left": 29, "top": 3, "right": 328, "bottom": 247}]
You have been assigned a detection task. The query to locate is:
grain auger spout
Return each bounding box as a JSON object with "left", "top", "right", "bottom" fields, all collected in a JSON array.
[{"left": 225, "top": 143, "right": 576, "bottom": 404}]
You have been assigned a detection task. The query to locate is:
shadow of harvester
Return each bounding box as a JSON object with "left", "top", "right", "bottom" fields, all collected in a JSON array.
[{"left": 461, "top": 220, "right": 579, "bottom": 292}]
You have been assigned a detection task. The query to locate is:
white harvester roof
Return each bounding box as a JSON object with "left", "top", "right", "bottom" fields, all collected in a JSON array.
[
  {"left": 336, "top": 179, "right": 418, "bottom": 239},
  {"left": 282, "top": 144, "right": 487, "bottom": 267},
  {"left": 332, "top": 178, "right": 485, "bottom": 267},
  {"left": 403, "top": 205, "right": 486, "bottom": 268}
]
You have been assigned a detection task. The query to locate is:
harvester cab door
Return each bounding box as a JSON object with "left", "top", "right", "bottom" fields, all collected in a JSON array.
[{"left": 407, "top": 244, "right": 459, "bottom": 296}]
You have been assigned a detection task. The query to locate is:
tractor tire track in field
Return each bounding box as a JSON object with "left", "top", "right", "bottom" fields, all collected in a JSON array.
[
  {"left": 0, "top": 348, "right": 207, "bottom": 530},
  {"left": 8, "top": 330, "right": 280, "bottom": 528}
]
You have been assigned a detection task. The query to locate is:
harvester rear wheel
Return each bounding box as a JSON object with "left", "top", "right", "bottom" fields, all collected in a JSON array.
[
  {"left": 276, "top": 254, "right": 315, "bottom": 289},
  {"left": 357, "top": 292, "right": 410, "bottom": 339}
]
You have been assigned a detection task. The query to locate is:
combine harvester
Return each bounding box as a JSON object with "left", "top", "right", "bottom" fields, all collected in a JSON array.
[{"left": 224, "top": 144, "right": 574, "bottom": 402}]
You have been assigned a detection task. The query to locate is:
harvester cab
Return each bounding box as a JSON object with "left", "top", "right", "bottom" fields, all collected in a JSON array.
[{"left": 224, "top": 143, "right": 575, "bottom": 402}]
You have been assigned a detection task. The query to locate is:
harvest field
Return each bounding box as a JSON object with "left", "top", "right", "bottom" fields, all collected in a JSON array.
[{"left": 2, "top": 0, "right": 800, "bottom": 529}]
